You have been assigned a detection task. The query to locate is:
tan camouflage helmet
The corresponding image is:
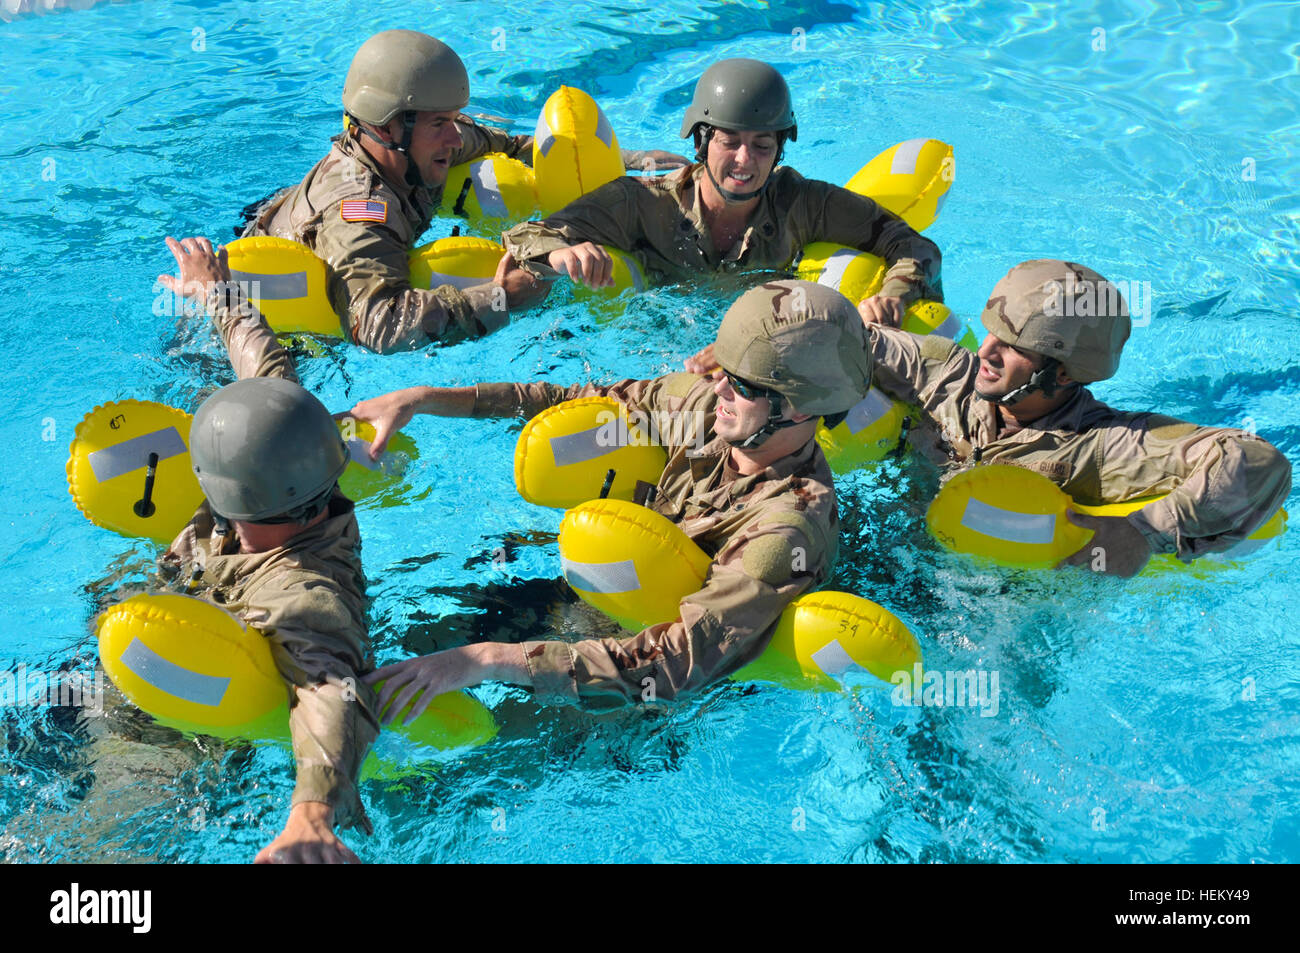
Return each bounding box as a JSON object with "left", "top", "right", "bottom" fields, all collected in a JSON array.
[
  {"left": 343, "top": 30, "right": 470, "bottom": 125},
  {"left": 979, "top": 259, "right": 1131, "bottom": 383},
  {"left": 713, "top": 280, "right": 870, "bottom": 416}
]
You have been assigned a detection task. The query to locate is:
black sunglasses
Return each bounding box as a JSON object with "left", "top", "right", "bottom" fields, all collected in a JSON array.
[{"left": 722, "top": 369, "right": 769, "bottom": 401}]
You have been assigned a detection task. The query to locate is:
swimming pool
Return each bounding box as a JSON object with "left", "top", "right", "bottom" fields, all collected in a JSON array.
[{"left": 1, "top": 0, "right": 1296, "bottom": 863}]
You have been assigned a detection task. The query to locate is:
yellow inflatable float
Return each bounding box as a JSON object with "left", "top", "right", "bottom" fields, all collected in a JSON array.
[
  {"left": 97, "top": 592, "right": 496, "bottom": 749},
  {"left": 514, "top": 396, "right": 668, "bottom": 508},
  {"left": 557, "top": 498, "right": 921, "bottom": 689},
  {"left": 68, "top": 400, "right": 416, "bottom": 541},
  {"left": 533, "top": 86, "right": 625, "bottom": 215},
  {"left": 925, "top": 464, "right": 1288, "bottom": 570},
  {"left": 512, "top": 399, "right": 922, "bottom": 688},
  {"left": 794, "top": 138, "right": 976, "bottom": 473}
]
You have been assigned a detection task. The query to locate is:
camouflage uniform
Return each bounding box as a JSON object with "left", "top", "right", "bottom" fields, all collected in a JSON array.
[
  {"left": 502, "top": 164, "right": 943, "bottom": 302},
  {"left": 868, "top": 325, "right": 1292, "bottom": 560},
  {"left": 159, "top": 286, "right": 379, "bottom": 832},
  {"left": 471, "top": 371, "right": 838, "bottom": 704},
  {"left": 242, "top": 118, "right": 531, "bottom": 353}
]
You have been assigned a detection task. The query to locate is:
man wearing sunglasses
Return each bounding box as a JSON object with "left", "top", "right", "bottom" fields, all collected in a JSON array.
[{"left": 346, "top": 280, "right": 869, "bottom": 710}]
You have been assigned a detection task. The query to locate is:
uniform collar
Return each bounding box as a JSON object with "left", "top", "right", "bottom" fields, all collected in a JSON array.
[
  {"left": 334, "top": 133, "right": 436, "bottom": 221},
  {"left": 686, "top": 431, "right": 819, "bottom": 490},
  {"left": 676, "top": 164, "right": 783, "bottom": 264}
]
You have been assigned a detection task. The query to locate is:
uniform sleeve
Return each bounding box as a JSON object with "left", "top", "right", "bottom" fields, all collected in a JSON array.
[
  {"left": 314, "top": 212, "right": 504, "bottom": 354},
  {"left": 501, "top": 178, "right": 642, "bottom": 266},
  {"left": 796, "top": 180, "right": 943, "bottom": 304},
  {"left": 471, "top": 375, "right": 674, "bottom": 420},
  {"left": 521, "top": 522, "right": 817, "bottom": 704},
  {"left": 1108, "top": 419, "right": 1292, "bottom": 560},
  {"left": 451, "top": 116, "right": 534, "bottom": 164},
  {"left": 204, "top": 283, "right": 300, "bottom": 383},
  {"left": 866, "top": 325, "right": 974, "bottom": 411},
  {"left": 241, "top": 576, "right": 379, "bottom": 834}
]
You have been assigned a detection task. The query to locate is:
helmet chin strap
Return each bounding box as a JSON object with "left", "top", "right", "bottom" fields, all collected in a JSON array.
[
  {"left": 975, "top": 358, "right": 1062, "bottom": 407},
  {"left": 350, "top": 111, "right": 425, "bottom": 190},
  {"left": 724, "top": 391, "right": 803, "bottom": 450}
]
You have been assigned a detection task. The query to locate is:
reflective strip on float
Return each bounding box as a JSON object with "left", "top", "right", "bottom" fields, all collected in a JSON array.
[
  {"left": 810, "top": 639, "right": 861, "bottom": 677},
  {"left": 932, "top": 311, "right": 963, "bottom": 340},
  {"left": 534, "top": 113, "right": 555, "bottom": 158},
  {"left": 226, "top": 270, "right": 308, "bottom": 300},
  {"left": 345, "top": 437, "right": 379, "bottom": 472},
  {"left": 813, "top": 247, "right": 859, "bottom": 292},
  {"left": 87, "top": 427, "right": 187, "bottom": 483},
  {"left": 549, "top": 425, "right": 616, "bottom": 467},
  {"left": 561, "top": 557, "right": 640, "bottom": 594},
  {"left": 890, "top": 138, "right": 928, "bottom": 176},
  {"left": 594, "top": 110, "right": 615, "bottom": 149},
  {"left": 120, "top": 638, "right": 231, "bottom": 707},
  {"left": 470, "top": 160, "right": 508, "bottom": 218},
  {"left": 843, "top": 388, "right": 894, "bottom": 436},
  {"left": 960, "top": 499, "right": 1056, "bottom": 545}
]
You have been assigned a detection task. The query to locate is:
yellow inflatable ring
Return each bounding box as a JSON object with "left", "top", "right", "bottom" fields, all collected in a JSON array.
[
  {"left": 70, "top": 400, "right": 417, "bottom": 539},
  {"left": 97, "top": 592, "right": 497, "bottom": 749},
  {"left": 533, "top": 86, "right": 625, "bottom": 215},
  {"left": 440, "top": 152, "right": 539, "bottom": 227},
  {"left": 845, "top": 137, "right": 955, "bottom": 232},
  {"left": 67, "top": 400, "right": 206, "bottom": 544},
  {"left": 514, "top": 396, "right": 668, "bottom": 509},
  {"left": 926, "top": 464, "right": 1288, "bottom": 569},
  {"left": 224, "top": 235, "right": 519, "bottom": 338},
  {"left": 557, "top": 498, "right": 922, "bottom": 687}
]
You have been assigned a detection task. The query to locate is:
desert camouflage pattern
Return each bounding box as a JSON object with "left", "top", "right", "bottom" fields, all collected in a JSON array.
[
  {"left": 473, "top": 372, "right": 838, "bottom": 704},
  {"left": 869, "top": 325, "right": 1292, "bottom": 560},
  {"left": 243, "top": 119, "right": 530, "bottom": 352},
  {"left": 979, "top": 259, "right": 1131, "bottom": 383},
  {"left": 712, "top": 279, "right": 870, "bottom": 415},
  {"left": 502, "top": 163, "right": 943, "bottom": 302}
]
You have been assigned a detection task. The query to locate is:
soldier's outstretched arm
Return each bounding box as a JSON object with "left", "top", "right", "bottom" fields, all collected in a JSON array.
[
  {"left": 364, "top": 522, "right": 819, "bottom": 713},
  {"left": 348, "top": 376, "right": 664, "bottom": 459},
  {"left": 316, "top": 218, "right": 545, "bottom": 354},
  {"left": 502, "top": 177, "right": 644, "bottom": 286},
  {"left": 1102, "top": 418, "right": 1292, "bottom": 561},
  {"left": 159, "top": 236, "right": 299, "bottom": 382}
]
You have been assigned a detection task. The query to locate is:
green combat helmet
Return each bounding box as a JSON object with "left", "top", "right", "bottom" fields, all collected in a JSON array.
[
  {"left": 190, "top": 378, "right": 349, "bottom": 523},
  {"left": 713, "top": 280, "right": 870, "bottom": 448},
  {"left": 680, "top": 58, "right": 797, "bottom": 202},
  {"left": 342, "top": 29, "right": 470, "bottom": 186},
  {"left": 978, "top": 259, "right": 1131, "bottom": 404}
]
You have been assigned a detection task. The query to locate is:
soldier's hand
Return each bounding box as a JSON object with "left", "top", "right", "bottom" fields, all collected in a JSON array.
[
  {"left": 364, "top": 649, "right": 480, "bottom": 726},
  {"left": 684, "top": 342, "right": 719, "bottom": 375},
  {"left": 858, "top": 294, "right": 905, "bottom": 328},
  {"left": 493, "top": 251, "right": 550, "bottom": 310},
  {"left": 159, "top": 236, "right": 230, "bottom": 304},
  {"left": 621, "top": 148, "right": 692, "bottom": 173},
  {"left": 253, "top": 802, "right": 360, "bottom": 865},
  {"left": 1060, "top": 511, "right": 1153, "bottom": 578},
  {"left": 547, "top": 242, "right": 615, "bottom": 288},
  {"left": 348, "top": 388, "right": 423, "bottom": 459}
]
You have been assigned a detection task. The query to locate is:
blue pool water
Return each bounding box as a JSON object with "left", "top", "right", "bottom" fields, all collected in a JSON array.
[{"left": 1, "top": 0, "right": 1297, "bottom": 862}]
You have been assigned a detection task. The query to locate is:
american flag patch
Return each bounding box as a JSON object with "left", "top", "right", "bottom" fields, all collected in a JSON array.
[{"left": 339, "top": 199, "right": 387, "bottom": 223}]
